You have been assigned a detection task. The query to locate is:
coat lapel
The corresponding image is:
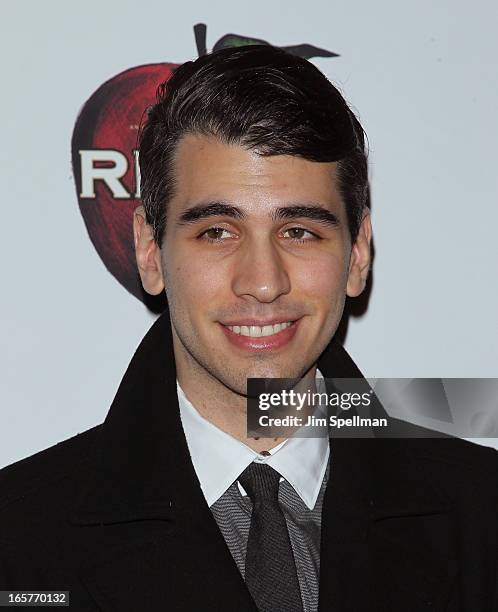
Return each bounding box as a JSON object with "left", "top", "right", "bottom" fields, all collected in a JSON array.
[
  {"left": 317, "top": 343, "right": 459, "bottom": 611},
  {"left": 70, "top": 307, "right": 257, "bottom": 611},
  {"left": 76, "top": 515, "right": 258, "bottom": 611}
]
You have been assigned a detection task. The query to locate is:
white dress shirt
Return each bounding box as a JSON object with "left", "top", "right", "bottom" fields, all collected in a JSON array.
[{"left": 177, "top": 369, "right": 329, "bottom": 510}]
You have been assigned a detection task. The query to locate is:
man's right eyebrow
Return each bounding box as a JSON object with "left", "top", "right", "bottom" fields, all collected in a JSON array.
[{"left": 176, "top": 202, "right": 246, "bottom": 225}]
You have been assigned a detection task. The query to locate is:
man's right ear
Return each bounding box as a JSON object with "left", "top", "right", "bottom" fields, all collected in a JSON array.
[{"left": 133, "top": 205, "right": 165, "bottom": 295}]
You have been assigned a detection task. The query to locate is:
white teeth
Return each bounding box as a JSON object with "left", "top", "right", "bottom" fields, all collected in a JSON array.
[
  {"left": 226, "top": 321, "right": 293, "bottom": 337},
  {"left": 250, "top": 325, "right": 262, "bottom": 337}
]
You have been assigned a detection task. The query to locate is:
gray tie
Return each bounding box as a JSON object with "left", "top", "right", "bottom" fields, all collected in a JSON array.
[{"left": 239, "top": 462, "right": 304, "bottom": 612}]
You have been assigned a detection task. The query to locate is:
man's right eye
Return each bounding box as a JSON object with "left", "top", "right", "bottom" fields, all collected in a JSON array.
[{"left": 198, "top": 226, "right": 234, "bottom": 242}]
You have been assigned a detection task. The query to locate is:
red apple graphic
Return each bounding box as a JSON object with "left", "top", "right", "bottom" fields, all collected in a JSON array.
[{"left": 71, "top": 24, "right": 338, "bottom": 307}]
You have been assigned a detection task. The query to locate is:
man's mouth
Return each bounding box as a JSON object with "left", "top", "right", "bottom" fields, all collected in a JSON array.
[
  {"left": 224, "top": 321, "right": 294, "bottom": 338},
  {"left": 219, "top": 318, "right": 301, "bottom": 351}
]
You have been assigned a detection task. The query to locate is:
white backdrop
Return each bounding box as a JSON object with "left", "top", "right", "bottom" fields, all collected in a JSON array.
[{"left": 1, "top": 0, "right": 497, "bottom": 468}]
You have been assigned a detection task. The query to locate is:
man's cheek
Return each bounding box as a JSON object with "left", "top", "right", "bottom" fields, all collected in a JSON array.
[
  {"left": 164, "top": 258, "right": 205, "bottom": 292},
  {"left": 295, "top": 266, "right": 347, "bottom": 302}
]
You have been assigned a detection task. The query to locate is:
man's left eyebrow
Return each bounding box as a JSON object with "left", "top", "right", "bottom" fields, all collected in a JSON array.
[{"left": 272, "top": 205, "right": 340, "bottom": 228}]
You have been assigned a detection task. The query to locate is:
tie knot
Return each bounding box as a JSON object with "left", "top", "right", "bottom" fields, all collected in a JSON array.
[{"left": 239, "top": 462, "right": 281, "bottom": 503}]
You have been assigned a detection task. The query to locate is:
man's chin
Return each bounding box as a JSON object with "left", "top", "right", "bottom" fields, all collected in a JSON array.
[{"left": 214, "top": 362, "right": 313, "bottom": 398}]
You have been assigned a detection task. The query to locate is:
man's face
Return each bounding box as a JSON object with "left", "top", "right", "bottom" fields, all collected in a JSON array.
[{"left": 136, "top": 133, "right": 371, "bottom": 396}]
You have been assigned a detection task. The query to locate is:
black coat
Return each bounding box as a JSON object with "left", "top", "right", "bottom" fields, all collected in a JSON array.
[{"left": 1, "top": 309, "right": 497, "bottom": 611}]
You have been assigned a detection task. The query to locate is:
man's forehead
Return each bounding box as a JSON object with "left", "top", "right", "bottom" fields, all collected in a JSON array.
[{"left": 171, "top": 133, "right": 342, "bottom": 209}]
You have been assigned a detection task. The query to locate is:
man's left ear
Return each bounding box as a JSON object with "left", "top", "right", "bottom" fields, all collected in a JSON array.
[{"left": 346, "top": 209, "right": 372, "bottom": 297}]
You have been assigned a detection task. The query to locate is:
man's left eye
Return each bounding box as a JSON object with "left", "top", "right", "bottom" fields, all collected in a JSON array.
[{"left": 282, "top": 227, "right": 317, "bottom": 241}]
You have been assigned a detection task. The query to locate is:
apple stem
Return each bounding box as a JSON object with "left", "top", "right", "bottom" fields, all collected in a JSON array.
[{"left": 194, "top": 23, "right": 207, "bottom": 56}]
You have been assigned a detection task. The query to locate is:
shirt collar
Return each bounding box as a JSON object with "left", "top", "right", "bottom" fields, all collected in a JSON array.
[{"left": 177, "top": 369, "right": 329, "bottom": 510}]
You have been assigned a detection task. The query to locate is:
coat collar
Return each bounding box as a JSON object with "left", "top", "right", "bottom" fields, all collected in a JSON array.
[
  {"left": 71, "top": 305, "right": 458, "bottom": 611},
  {"left": 72, "top": 305, "right": 200, "bottom": 525}
]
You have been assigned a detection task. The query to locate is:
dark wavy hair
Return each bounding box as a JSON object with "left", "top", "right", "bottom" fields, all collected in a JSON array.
[{"left": 139, "top": 45, "right": 369, "bottom": 245}]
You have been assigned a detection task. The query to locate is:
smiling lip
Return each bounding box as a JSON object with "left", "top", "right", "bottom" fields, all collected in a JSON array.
[
  {"left": 219, "top": 318, "right": 302, "bottom": 352},
  {"left": 220, "top": 317, "right": 299, "bottom": 326}
]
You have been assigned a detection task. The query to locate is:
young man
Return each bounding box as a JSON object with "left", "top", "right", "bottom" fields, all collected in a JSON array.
[{"left": 0, "top": 46, "right": 497, "bottom": 611}]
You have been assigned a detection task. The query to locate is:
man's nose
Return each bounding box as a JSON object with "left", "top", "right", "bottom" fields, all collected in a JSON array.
[{"left": 231, "top": 237, "right": 291, "bottom": 303}]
